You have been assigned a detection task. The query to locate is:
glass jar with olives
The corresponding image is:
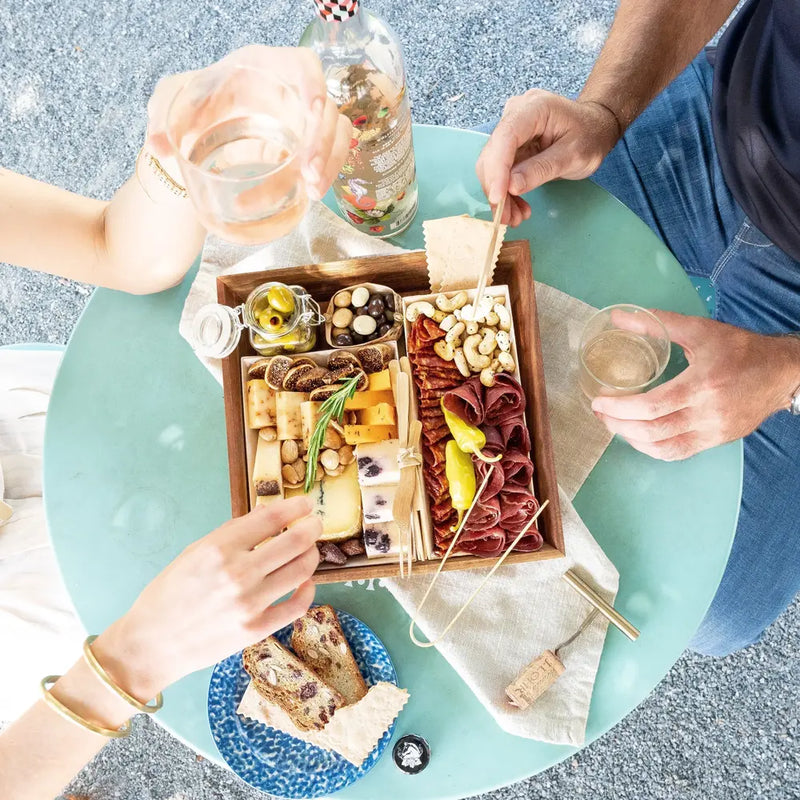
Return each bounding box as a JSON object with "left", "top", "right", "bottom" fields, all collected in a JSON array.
[
  {"left": 190, "top": 281, "right": 324, "bottom": 359},
  {"left": 324, "top": 282, "right": 403, "bottom": 348}
]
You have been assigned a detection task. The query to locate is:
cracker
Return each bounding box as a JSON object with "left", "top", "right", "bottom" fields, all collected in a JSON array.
[{"left": 422, "top": 215, "right": 507, "bottom": 293}]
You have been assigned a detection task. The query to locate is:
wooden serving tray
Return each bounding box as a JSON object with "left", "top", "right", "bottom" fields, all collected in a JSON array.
[{"left": 217, "top": 240, "right": 564, "bottom": 583}]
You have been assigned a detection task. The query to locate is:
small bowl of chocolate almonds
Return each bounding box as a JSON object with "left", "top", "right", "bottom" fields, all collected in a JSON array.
[{"left": 324, "top": 282, "right": 404, "bottom": 349}]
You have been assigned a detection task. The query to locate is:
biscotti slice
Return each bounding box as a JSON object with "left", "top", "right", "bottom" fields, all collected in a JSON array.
[
  {"left": 242, "top": 636, "right": 345, "bottom": 731},
  {"left": 291, "top": 605, "right": 369, "bottom": 705}
]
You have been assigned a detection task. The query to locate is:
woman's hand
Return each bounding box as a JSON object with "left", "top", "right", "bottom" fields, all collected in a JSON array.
[
  {"left": 592, "top": 312, "right": 800, "bottom": 460},
  {"left": 476, "top": 91, "right": 620, "bottom": 226},
  {"left": 145, "top": 45, "right": 352, "bottom": 202},
  {"left": 92, "top": 497, "right": 321, "bottom": 700}
]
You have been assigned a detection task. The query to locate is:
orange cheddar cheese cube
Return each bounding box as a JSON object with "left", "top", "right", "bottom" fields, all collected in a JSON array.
[
  {"left": 344, "top": 390, "right": 395, "bottom": 411},
  {"left": 358, "top": 403, "right": 396, "bottom": 427},
  {"left": 367, "top": 370, "right": 392, "bottom": 392},
  {"left": 343, "top": 424, "right": 398, "bottom": 445}
]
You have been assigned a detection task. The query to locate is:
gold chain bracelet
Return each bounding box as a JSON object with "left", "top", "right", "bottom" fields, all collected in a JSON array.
[
  {"left": 83, "top": 635, "right": 164, "bottom": 714},
  {"left": 136, "top": 148, "right": 188, "bottom": 199},
  {"left": 40, "top": 676, "right": 132, "bottom": 738}
]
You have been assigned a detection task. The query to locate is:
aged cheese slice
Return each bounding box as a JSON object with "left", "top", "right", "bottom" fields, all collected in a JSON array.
[
  {"left": 300, "top": 401, "right": 322, "bottom": 450},
  {"left": 355, "top": 440, "right": 401, "bottom": 485},
  {"left": 252, "top": 438, "right": 283, "bottom": 506},
  {"left": 276, "top": 392, "right": 307, "bottom": 440},
  {"left": 246, "top": 379, "right": 277, "bottom": 429},
  {"left": 367, "top": 370, "right": 392, "bottom": 392},
  {"left": 286, "top": 461, "right": 361, "bottom": 542},
  {"left": 358, "top": 403, "right": 396, "bottom": 427},
  {"left": 344, "top": 390, "right": 395, "bottom": 411},
  {"left": 237, "top": 680, "right": 409, "bottom": 767},
  {"left": 344, "top": 425, "right": 397, "bottom": 445}
]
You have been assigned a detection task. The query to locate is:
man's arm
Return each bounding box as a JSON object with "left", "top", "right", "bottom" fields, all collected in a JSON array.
[
  {"left": 579, "top": 0, "right": 739, "bottom": 133},
  {"left": 476, "top": 0, "right": 740, "bottom": 223}
]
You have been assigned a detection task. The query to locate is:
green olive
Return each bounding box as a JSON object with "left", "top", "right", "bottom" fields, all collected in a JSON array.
[{"left": 264, "top": 312, "right": 285, "bottom": 332}]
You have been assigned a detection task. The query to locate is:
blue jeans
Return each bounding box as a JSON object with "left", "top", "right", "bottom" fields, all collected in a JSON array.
[
  {"left": 593, "top": 55, "right": 800, "bottom": 656},
  {"left": 478, "top": 55, "right": 800, "bottom": 655}
]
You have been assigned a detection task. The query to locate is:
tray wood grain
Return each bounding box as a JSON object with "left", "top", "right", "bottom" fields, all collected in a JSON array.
[{"left": 217, "top": 239, "right": 564, "bottom": 583}]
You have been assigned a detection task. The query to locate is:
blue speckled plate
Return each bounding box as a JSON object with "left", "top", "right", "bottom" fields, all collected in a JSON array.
[{"left": 208, "top": 608, "right": 398, "bottom": 799}]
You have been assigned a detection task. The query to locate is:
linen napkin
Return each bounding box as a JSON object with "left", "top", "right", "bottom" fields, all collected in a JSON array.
[{"left": 179, "top": 201, "right": 616, "bottom": 746}]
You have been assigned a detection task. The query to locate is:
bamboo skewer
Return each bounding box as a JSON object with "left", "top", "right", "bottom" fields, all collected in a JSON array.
[{"left": 473, "top": 194, "right": 506, "bottom": 312}]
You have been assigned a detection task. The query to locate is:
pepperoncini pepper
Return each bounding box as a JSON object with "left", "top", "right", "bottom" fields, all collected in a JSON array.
[
  {"left": 445, "top": 439, "right": 476, "bottom": 531},
  {"left": 440, "top": 399, "right": 503, "bottom": 463}
]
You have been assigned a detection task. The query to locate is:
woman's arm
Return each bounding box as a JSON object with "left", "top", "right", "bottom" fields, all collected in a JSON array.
[
  {"left": 0, "top": 164, "right": 205, "bottom": 295},
  {"left": 0, "top": 497, "right": 320, "bottom": 800},
  {"left": 0, "top": 46, "right": 351, "bottom": 295}
]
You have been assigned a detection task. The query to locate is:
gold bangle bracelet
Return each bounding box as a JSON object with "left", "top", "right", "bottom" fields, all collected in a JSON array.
[
  {"left": 83, "top": 635, "right": 164, "bottom": 714},
  {"left": 40, "top": 676, "right": 131, "bottom": 738}
]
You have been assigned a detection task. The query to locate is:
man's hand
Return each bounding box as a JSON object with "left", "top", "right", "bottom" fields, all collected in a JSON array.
[
  {"left": 592, "top": 312, "right": 800, "bottom": 460},
  {"left": 476, "top": 91, "right": 621, "bottom": 225}
]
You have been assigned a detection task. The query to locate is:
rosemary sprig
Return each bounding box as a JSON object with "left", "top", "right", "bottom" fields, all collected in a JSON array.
[{"left": 304, "top": 374, "right": 361, "bottom": 493}]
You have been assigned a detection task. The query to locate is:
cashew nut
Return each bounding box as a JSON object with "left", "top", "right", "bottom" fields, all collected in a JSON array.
[
  {"left": 478, "top": 329, "right": 497, "bottom": 356},
  {"left": 453, "top": 308, "right": 463, "bottom": 320},
  {"left": 484, "top": 310, "right": 500, "bottom": 326},
  {"left": 434, "top": 340, "right": 456, "bottom": 361},
  {"left": 445, "top": 321, "right": 466, "bottom": 344},
  {"left": 494, "top": 295, "right": 507, "bottom": 305},
  {"left": 432, "top": 309, "right": 447, "bottom": 323},
  {"left": 460, "top": 303, "right": 486, "bottom": 323},
  {"left": 495, "top": 330, "right": 511, "bottom": 352},
  {"left": 405, "top": 301, "right": 436, "bottom": 322},
  {"left": 454, "top": 348, "right": 471, "bottom": 378},
  {"left": 435, "top": 291, "right": 468, "bottom": 313},
  {"left": 480, "top": 359, "right": 503, "bottom": 388},
  {"left": 450, "top": 336, "right": 463, "bottom": 349},
  {"left": 439, "top": 313, "right": 459, "bottom": 332},
  {"left": 463, "top": 334, "right": 492, "bottom": 371},
  {"left": 497, "top": 351, "right": 516, "bottom": 372},
  {"left": 465, "top": 321, "right": 480, "bottom": 336},
  {"left": 494, "top": 303, "right": 512, "bottom": 332}
]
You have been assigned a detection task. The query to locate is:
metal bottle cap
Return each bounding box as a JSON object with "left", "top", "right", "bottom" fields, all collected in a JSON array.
[{"left": 393, "top": 734, "right": 430, "bottom": 774}]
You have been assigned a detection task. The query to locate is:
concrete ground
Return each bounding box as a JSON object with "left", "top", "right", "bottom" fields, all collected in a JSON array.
[{"left": 1, "top": 0, "right": 797, "bottom": 798}]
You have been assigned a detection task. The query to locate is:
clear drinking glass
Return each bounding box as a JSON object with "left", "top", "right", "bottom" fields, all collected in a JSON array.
[
  {"left": 167, "top": 65, "right": 309, "bottom": 245},
  {"left": 579, "top": 304, "right": 671, "bottom": 399}
]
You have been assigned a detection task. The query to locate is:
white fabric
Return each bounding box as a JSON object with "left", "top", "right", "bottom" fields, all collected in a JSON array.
[
  {"left": 0, "top": 350, "right": 85, "bottom": 723},
  {"left": 179, "top": 203, "right": 617, "bottom": 746}
]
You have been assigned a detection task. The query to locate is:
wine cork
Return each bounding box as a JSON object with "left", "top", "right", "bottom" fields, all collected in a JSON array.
[{"left": 505, "top": 650, "right": 565, "bottom": 710}]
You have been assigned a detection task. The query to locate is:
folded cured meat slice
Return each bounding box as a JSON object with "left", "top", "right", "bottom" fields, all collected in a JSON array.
[
  {"left": 499, "top": 415, "right": 531, "bottom": 452},
  {"left": 499, "top": 486, "right": 539, "bottom": 533},
  {"left": 409, "top": 316, "right": 446, "bottom": 349},
  {"left": 510, "top": 527, "right": 544, "bottom": 552},
  {"left": 479, "top": 425, "right": 504, "bottom": 459},
  {"left": 463, "top": 496, "right": 501, "bottom": 530},
  {"left": 483, "top": 373, "right": 525, "bottom": 426},
  {"left": 442, "top": 377, "right": 484, "bottom": 427},
  {"left": 501, "top": 450, "right": 534, "bottom": 487},
  {"left": 473, "top": 458, "right": 505, "bottom": 499},
  {"left": 456, "top": 527, "right": 506, "bottom": 558}
]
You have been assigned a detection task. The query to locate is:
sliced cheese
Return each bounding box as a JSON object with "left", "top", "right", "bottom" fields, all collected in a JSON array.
[
  {"left": 246, "top": 379, "right": 277, "bottom": 429},
  {"left": 363, "top": 521, "right": 404, "bottom": 558},
  {"left": 367, "top": 370, "right": 392, "bottom": 392},
  {"left": 362, "top": 484, "right": 397, "bottom": 524},
  {"left": 252, "top": 438, "right": 283, "bottom": 504},
  {"left": 300, "top": 401, "right": 323, "bottom": 450},
  {"left": 358, "top": 403, "right": 396, "bottom": 427},
  {"left": 276, "top": 392, "right": 307, "bottom": 440},
  {"left": 286, "top": 461, "right": 361, "bottom": 542},
  {"left": 344, "top": 390, "right": 395, "bottom": 411},
  {"left": 355, "top": 440, "right": 401, "bottom": 485},
  {"left": 344, "top": 424, "right": 397, "bottom": 446}
]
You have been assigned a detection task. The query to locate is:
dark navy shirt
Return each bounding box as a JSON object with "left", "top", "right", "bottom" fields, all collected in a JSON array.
[{"left": 713, "top": 0, "right": 800, "bottom": 262}]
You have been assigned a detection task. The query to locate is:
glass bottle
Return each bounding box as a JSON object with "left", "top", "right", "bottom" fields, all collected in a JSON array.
[{"left": 300, "top": 0, "right": 419, "bottom": 237}]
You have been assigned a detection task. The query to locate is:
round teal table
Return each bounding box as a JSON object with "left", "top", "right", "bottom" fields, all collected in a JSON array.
[{"left": 44, "top": 125, "right": 742, "bottom": 799}]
